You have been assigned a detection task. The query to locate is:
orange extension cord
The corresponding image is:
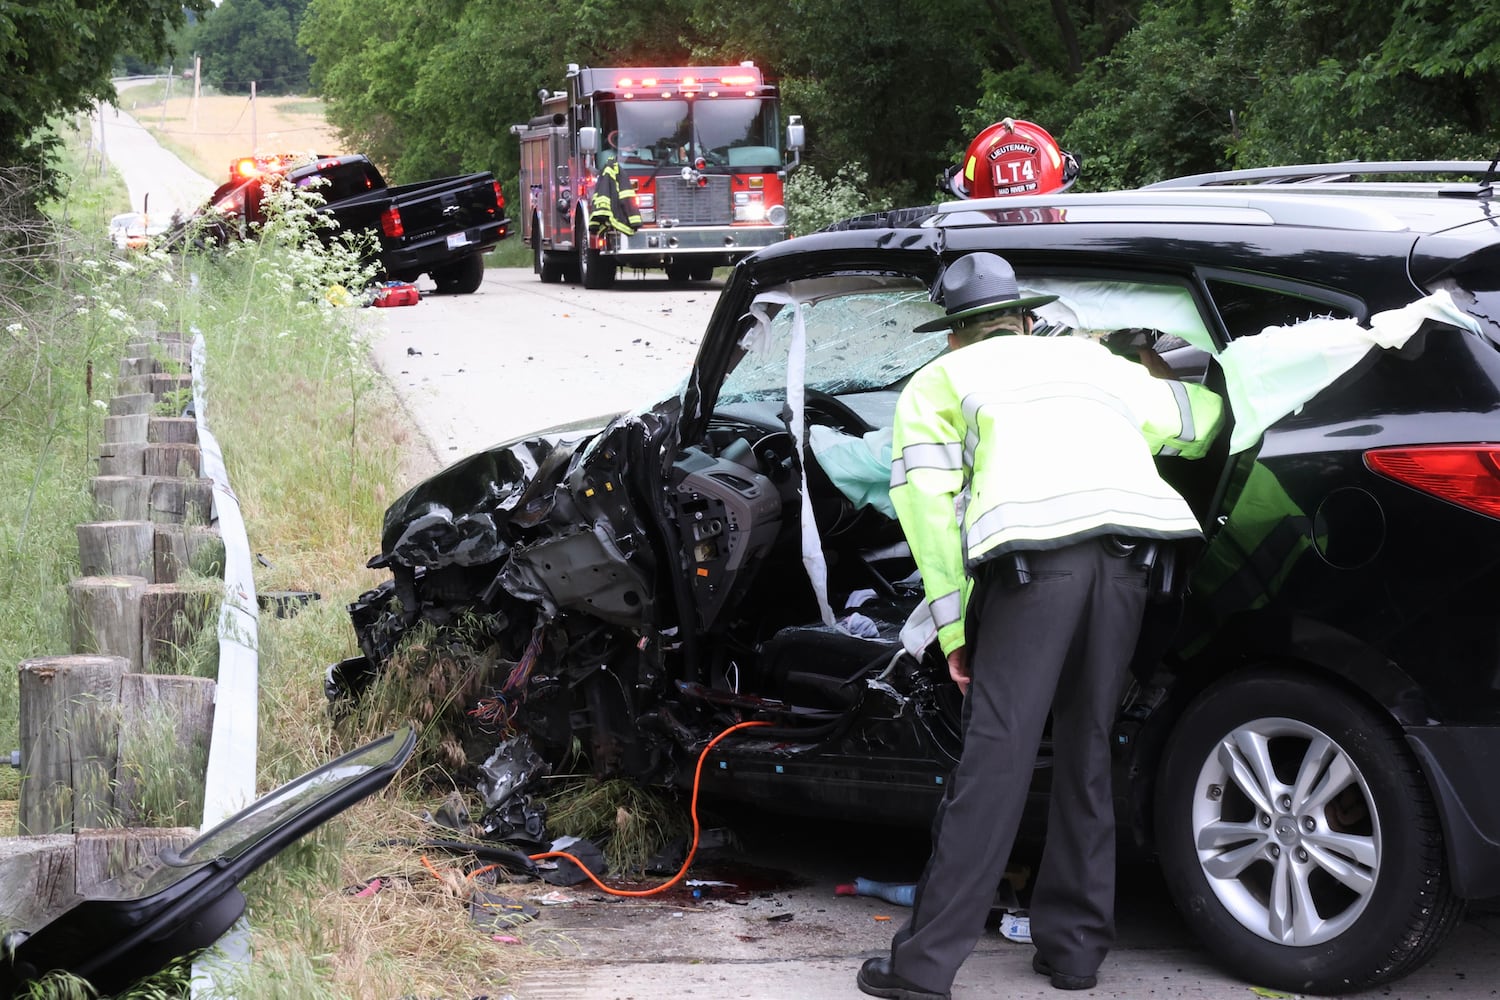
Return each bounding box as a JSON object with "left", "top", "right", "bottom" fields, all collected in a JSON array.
[{"left": 520, "top": 718, "right": 773, "bottom": 897}]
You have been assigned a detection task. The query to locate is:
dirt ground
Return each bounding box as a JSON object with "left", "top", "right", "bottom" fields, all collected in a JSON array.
[{"left": 121, "top": 84, "right": 345, "bottom": 182}]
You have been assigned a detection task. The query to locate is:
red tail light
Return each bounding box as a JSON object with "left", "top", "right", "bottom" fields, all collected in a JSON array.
[
  {"left": 380, "top": 204, "right": 404, "bottom": 238},
  {"left": 1365, "top": 445, "right": 1500, "bottom": 519},
  {"left": 492, "top": 181, "right": 505, "bottom": 209}
]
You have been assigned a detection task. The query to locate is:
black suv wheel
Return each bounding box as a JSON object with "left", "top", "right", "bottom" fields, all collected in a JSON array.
[{"left": 1155, "top": 669, "right": 1464, "bottom": 994}]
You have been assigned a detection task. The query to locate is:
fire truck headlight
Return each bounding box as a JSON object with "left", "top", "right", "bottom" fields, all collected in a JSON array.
[{"left": 767, "top": 205, "right": 789, "bottom": 226}]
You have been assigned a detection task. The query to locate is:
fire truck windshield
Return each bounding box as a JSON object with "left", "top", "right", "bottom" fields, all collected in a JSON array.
[{"left": 601, "top": 98, "right": 782, "bottom": 171}]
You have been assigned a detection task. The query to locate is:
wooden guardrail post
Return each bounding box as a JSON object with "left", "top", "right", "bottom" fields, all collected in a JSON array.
[
  {"left": 113, "top": 676, "right": 215, "bottom": 825},
  {"left": 17, "top": 654, "right": 129, "bottom": 834},
  {"left": 76, "top": 520, "right": 155, "bottom": 578},
  {"left": 67, "top": 575, "right": 147, "bottom": 669},
  {"left": 0, "top": 835, "right": 75, "bottom": 929}
]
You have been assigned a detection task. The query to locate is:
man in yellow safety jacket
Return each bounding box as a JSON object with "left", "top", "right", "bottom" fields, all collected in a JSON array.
[{"left": 858, "top": 252, "right": 1224, "bottom": 1000}]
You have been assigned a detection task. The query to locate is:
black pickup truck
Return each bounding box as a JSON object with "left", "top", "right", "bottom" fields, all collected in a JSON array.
[{"left": 196, "top": 153, "right": 512, "bottom": 294}]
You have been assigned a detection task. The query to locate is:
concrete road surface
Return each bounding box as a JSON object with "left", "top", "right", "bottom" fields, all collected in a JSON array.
[
  {"left": 366, "top": 269, "right": 715, "bottom": 470},
  {"left": 93, "top": 85, "right": 216, "bottom": 222},
  {"left": 505, "top": 814, "right": 1500, "bottom": 1000}
]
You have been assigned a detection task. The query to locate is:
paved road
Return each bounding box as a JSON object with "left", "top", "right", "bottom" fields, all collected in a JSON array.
[
  {"left": 93, "top": 103, "right": 1500, "bottom": 1000},
  {"left": 93, "top": 83, "right": 216, "bottom": 222},
  {"left": 505, "top": 809, "right": 1500, "bottom": 1000},
  {"left": 366, "top": 268, "right": 716, "bottom": 470}
]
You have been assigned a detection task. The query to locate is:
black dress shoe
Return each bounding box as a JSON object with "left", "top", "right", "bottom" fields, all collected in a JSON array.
[
  {"left": 856, "top": 957, "right": 950, "bottom": 1000},
  {"left": 1032, "top": 952, "right": 1098, "bottom": 990}
]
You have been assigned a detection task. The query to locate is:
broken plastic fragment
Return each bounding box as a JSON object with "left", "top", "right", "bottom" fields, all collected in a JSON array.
[
  {"left": 997, "top": 910, "right": 1031, "bottom": 943},
  {"left": 469, "top": 889, "right": 539, "bottom": 929}
]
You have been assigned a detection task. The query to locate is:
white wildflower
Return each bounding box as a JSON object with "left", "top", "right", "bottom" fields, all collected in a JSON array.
[
  {"left": 5, "top": 323, "right": 21, "bottom": 333},
  {"left": 92, "top": 399, "right": 108, "bottom": 411}
]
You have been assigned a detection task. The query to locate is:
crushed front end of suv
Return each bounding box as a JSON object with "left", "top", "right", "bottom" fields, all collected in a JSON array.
[{"left": 334, "top": 162, "right": 1500, "bottom": 994}]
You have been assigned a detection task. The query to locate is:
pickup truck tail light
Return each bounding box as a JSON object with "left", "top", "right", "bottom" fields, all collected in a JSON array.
[
  {"left": 1365, "top": 445, "right": 1500, "bottom": 519},
  {"left": 492, "top": 181, "right": 505, "bottom": 210},
  {"left": 380, "top": 205, "right": 404, "bottom": 238}
]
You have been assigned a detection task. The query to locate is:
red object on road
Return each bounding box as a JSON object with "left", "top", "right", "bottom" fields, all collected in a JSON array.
[{"left": 373, "top": 282, "right": 420, "bottom": 307}]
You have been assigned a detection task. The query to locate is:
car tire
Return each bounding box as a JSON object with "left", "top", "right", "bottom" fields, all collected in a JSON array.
[
  {"left": 432, "top": 253, "right": 485, "bottom": 295},
  {"left": 689, "top": 262, "right": 715, "bottom": 282},
  {"left": 539, "top": 248, "right": 566, "bottom": 284},
  {"left": 577, "top": 220, "right": 615, "bottom": 289},
  {"left": 665, "top": 262, "right": 691, "bottom": 285},
  {"left": 1155, "top": 669, "right": 1464, "bottom": 994}
]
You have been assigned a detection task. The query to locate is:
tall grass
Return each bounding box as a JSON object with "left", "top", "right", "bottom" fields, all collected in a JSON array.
[
  {"left": 0, "top": 128, "right": 139, "bottom": 815},
  {"left": 4, "top": 129, "right": 535, "bottom": 997}
]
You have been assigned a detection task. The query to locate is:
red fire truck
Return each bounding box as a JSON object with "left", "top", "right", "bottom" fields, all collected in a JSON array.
[{"left": 511, "top": 62, "right": 804, "bottom": 289}]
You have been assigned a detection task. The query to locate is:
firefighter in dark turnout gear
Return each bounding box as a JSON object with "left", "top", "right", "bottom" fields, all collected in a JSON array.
[{"left": 591, "top": 134, "right": 642, "bottom": 236}]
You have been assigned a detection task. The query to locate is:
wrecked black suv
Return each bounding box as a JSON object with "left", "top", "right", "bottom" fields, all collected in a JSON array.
[{"left": 335, "top": 162, "right": 1500, "bottom": 994}]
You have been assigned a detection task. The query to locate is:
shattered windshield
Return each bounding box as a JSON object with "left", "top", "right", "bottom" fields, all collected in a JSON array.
[
  {"left": 720, "top": 282, "right": 948, "bottom": 404},
  {"left": 711, "top": 273, "right": 1219, "bottom": 410}
]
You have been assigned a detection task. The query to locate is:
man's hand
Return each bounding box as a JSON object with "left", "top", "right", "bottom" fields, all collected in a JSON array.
[{"left": 947, "top": 646, "right": 970, "bottom": 695}]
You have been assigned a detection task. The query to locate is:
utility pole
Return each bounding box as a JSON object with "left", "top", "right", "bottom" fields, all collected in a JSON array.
[
  {"left": 97, "top": 103, "right": 107, "bottom": 177},
  {"left": 250, "top": 81, "right": 257, "bottom": 153},
  {"left": 160, "top": 66, "right": 173, "bottom": 128}
]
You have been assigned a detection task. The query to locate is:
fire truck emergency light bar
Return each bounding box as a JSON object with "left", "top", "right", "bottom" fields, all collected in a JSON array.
[{"left": 606, "top": 64, "right": 765, "bottom": 98}]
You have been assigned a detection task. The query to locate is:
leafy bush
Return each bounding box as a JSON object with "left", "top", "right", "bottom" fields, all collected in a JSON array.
[{"left": 785, "top": 161, "right": 890, "bottom": 236}]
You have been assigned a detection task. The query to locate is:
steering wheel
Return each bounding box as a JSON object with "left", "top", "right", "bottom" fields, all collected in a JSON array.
[
  {"left": 795, "top": 390, "right": 881, "bottom": 539},
  {"left": 803, "top": 388, "right": 873, "bottom": 437}
]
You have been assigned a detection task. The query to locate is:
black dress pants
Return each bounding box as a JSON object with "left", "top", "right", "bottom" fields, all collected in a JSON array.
[{"left": 889, "top": 537, "right": 1149, "bottom": 992}]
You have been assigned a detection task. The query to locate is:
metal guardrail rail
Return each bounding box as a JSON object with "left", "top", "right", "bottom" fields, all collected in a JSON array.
[{"left": 189, "top": 329, "right": 259, "bottom": 996}]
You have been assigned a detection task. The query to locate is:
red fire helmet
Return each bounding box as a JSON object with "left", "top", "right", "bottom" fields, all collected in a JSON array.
[{"left": 946, "top": 118, "right": 1080, "bottom": 199}]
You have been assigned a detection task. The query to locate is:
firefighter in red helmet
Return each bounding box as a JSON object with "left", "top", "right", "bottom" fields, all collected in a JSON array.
[{"left": 944, "top": 118, "right": 1080, "bottom": 199}]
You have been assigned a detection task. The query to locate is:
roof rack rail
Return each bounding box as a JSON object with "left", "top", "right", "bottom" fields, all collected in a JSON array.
[{"left": 1145, "top": 161, "right": 1494, "bottom": 189}]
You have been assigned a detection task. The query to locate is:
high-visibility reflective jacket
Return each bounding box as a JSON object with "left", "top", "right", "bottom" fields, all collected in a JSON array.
[
  {"left": 889, "top": 334, "right": 1225, "bottom": 655},
  {"left": 590, "top": 161, "right": 642, "bottom": 236}
]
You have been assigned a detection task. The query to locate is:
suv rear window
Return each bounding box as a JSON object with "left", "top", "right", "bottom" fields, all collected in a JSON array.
[{"left": 1204, "top": 277, "right": 1358, "bottom": 340}]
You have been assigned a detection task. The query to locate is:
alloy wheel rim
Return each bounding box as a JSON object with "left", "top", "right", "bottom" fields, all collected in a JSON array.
[{"left": 1189, "top": 716, "right": 1381, "bottom": 946}]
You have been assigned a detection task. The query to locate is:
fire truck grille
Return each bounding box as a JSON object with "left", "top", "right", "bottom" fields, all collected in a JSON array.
[{"left": 654, "top": 175, "right": 731, "bottom": 226}]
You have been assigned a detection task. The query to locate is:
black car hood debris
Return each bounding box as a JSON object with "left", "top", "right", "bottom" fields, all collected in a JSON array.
[{"left": 377, "top": 434, "right": 585, "bottom": 571}]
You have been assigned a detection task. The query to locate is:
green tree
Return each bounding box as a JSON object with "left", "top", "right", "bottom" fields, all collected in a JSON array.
[
  {"left": 0, "top": 0, "right": 210, "bottom": 204},
  {"left": 198, "top": 0, "right": 312, "bottom": 95},
  {"left": 690, "top": 0, "right": 997, "bottom": 204},
  {"left": 301, "top": 0, "right": 700, "bottom": 185},
  {"left": 296, "top": 0, "right": 1500, "bottom": 212}
]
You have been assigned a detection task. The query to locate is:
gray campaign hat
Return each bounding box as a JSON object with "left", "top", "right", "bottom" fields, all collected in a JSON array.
[{"left": 913, "top": 252, "right": 1059, "bottom": 332}]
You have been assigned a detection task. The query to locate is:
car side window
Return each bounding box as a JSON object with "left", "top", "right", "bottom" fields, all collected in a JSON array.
[{"left": 1205, "top": 278, "right": 1357, "bottom": 341}]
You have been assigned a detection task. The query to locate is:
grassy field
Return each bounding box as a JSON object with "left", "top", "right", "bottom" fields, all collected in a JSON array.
[{"left": 117, "top": 79, "right": 346, "bottom": 181}]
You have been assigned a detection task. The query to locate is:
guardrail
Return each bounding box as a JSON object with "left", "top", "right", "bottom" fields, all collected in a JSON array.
[{"left": 1, "top": 328, "right": 259, "bottom": 939}]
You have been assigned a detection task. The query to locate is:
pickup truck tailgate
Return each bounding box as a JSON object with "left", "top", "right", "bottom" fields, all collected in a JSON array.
[{"left": 382, "top": 173, "right": 503, "bottom": 240}]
